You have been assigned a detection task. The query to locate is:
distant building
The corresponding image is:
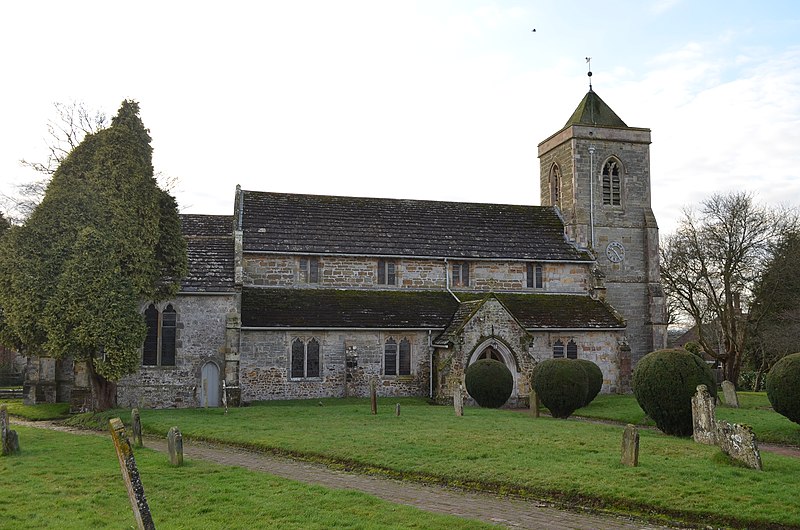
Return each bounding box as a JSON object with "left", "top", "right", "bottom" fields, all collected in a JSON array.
[{"left": 26, "top": 89, "right": 667, "bottom": 408}]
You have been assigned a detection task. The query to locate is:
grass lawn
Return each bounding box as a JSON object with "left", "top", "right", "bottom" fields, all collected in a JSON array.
[
  {"left": 574, "top": 392, "right": 800, "bottom": 447},
  {"left": 0, "top": 399, "right": 70, "bottom": 421},
  {"left": 0, "top": 425, "right": 493, "bottom": 529},
  {"left": 65, "top": 397, "right": 800, "bottom": 529}
]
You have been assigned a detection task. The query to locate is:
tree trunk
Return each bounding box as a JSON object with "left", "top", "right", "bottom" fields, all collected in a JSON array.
[{"left": 88, "top": 361, "right": 117, "bottom": 411}]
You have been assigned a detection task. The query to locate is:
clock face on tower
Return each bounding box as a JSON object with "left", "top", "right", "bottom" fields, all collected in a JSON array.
[{"left": 606, "top": 241, "right": 625, "bottom": 263}]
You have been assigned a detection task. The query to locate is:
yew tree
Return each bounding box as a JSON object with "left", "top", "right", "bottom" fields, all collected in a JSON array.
[{"left": 0, "top": 100, "right": 186, "bottom": 410}]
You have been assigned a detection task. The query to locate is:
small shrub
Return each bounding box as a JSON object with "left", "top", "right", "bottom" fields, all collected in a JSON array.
[
  {"left": 632, "top": 349, "right": 717, "bottom": 436},
  {"left": 533, "top": 359, "right": 588, "bottom": 418},
  {"left": 464, "top": 359, "right": 513, "bottom": 408},
  {"left": 766, "top": 353, "right": 800, "bottom": 425},
  {"left": 575, "top": 359, "right": 603, "bottom": 406}
]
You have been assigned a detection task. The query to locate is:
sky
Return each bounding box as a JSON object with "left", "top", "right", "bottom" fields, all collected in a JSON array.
[{"left": 1, "top": 0, "right": 799, "bottom": 235}]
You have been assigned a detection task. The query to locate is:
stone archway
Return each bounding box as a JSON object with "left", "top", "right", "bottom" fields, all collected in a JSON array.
[{"left": 467, "top": 339, "right": 520, "bottom": 400}]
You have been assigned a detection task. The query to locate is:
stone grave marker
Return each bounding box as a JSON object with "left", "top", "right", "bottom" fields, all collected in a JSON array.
[
  {"left": 222, "top": 380, "right": 229, "bottom": 415},
  {"left": 721, "top": 380, "right": 740, "bottom": 408},
  {"left": 109, "top": 417, "right": 155, "bottom": 530},
  {"left": 620, "top": 424, "right": 639, "bottom": 467},
  {"left": 1, "top": 404, "right": 20, "bottom": 456},
  {"left": 370, "top": 378, "right": 377, "bottom": 415},
  {"left": 530, "top": 390, "right": 540, "bottom": 418},
  {"left": 453, "top": 384, "right": 464, "bottom": 417},
  {"left": 716, "top": 420, "right": 762, "bottom": 470},
  {"left": 395, "top": 403, "right": 401, "bottom": 416},
  {"left": 167, "top": 426, "right": 184, "bottom": 467},
  {"left": 691, "top": 384, "right": 717, "bottom": 445},
  {"left": 131, "top": 408, "right": 143, "bottom": 448}
]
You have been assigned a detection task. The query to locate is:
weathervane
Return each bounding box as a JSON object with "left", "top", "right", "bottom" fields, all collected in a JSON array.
[{"left": 586, "top": 57, "right": 593, "bottom": 90}]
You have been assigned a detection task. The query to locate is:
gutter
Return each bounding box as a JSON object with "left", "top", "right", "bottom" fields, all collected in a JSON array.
[{"left": 240, "top": 249, "right": 594, "bottom": 264}]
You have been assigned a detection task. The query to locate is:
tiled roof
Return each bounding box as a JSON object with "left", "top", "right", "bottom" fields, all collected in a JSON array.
[
  {"left": 241, "top": 288, "right": 625, "bottom": 331},
  {"left": 180, "top": 214, "right": 236, "bottom": 293},
  {"left": 239, "top": 191, "right": 591, "bottom": 261},
  {"left": 564, "top": 90, "right": 628, "bottom": 128}
]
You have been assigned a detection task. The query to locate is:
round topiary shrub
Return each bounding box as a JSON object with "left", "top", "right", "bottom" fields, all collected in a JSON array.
[
  {"left": 575, "top": 359, "right": 603, "bottom": 406},
  {"left": 533, "top": 359, "right": 588, "bottom": 418},
  {"left": 632, "top": 348, "right": 717, "bottom": 436},
  {"left": 464, "top": 359, "right": 514, "bottom": 408},
  {"left": 766, "top": 352, "right": 800, "bottom": 425}
]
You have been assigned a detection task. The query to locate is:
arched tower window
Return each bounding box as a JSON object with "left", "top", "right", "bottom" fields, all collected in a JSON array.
[
  {"left": 550, "top": 164, "right": 561, "bottom": 207},
  {"left": 602, "top": 158, "right": 622, "bottom": 206}
]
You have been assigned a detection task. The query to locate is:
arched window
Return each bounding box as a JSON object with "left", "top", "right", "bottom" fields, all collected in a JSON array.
[
  {"left": 550, "top": 164, "right": 561, "bottom": 207},
  {"left": 566, "top": 340, "right": 578, "bottom": 360},
  {"left": 291, "top": 337, "right": 321, "bottom": 379},
  {"left": 602, "top": 158, "right": 621, "bottom": 206},
  {"left": 385, "top": 337, "right": 412, "bottom": 376},
  {"left": 553, "top": 340, "right": 564, "bottom": 359},
  {"left": 142, "top": 303, "right": 177, "bottom": 367}
]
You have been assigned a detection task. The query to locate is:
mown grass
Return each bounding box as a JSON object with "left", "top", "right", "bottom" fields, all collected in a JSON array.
[
  {"left": 65, "top": 397, "right": 800, "bottom": 529},
  {"left": 575, "top": 392, "right": 800, "bottom": 446},
  {"left": 0, "top": 399, "right": 70, "bottom": 421},
  {"left": 0, "top": 425, "right": 493, "bottom": 529}
]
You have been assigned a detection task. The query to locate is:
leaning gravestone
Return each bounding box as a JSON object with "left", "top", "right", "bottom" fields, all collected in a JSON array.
[
  {"left": 1, "top": 404, "right": 20, "bottom": 456},
  {"left": 131, "top": 408, "right": 143, "bottom": 448},
  {"left": 717, "top": 420, "right": 762, "bottom": 470},
  {"left": 721, "top": 380, "right": 740, "bottom": 408},
  {"left": 620, "top": 424, "right": 639, "bottom": 467},
  {"left": 167, "top": 426, "right": 183, "bottom": 467},
  {"left": 454, "top": 384, "right": 464, "bottom": 417},
  {"left": 691, "top": 384, "right": 718, "bottom": 445},
  {"left": 109, "top": 418, "right": 155, "bottom": 530}
]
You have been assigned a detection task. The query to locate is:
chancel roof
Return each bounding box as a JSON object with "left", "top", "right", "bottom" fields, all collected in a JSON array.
[
  {"left": 180, "top": 214, "right": 236, "bottom": 293},
  {"left": 239, "top": 190, "right": 591, "bottom": 261},
  {"left": 240, "top": 288, "right": 624, "bottom": 332}
]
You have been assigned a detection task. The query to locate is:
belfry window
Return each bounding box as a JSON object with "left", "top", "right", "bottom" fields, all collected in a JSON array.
[
  {"left": 602, "top": 158, "right": 621, "bottom": 206},
  {"left": 385, "top": 337, "right": 411, "bottom": 376},
  {"left": 142, "top": 303, "right": 177, "bottom": 367},
  {"left": 550, "top": 164, "right": 561, "bottom": 207},
  {"left": 291, "top": 338, "right": 321, "bottom": 378}
]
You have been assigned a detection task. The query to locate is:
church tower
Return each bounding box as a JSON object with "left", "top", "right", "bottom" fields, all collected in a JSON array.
[{"left": 538, "top": 87, "right": 667, "bottom": 367}]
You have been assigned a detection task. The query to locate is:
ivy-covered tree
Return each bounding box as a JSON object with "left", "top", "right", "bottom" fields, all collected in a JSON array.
[{"left": 0, "top": 100, "right": 186, "bottom": 410}]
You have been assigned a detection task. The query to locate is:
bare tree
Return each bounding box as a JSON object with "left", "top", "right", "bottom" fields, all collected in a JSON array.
[{"left": 660, "top": 192, "right": 796, "bottom": 384}]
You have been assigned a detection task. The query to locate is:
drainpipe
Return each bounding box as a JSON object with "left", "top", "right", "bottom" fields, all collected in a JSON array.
[{"left": 443, "top": 257, "right": 461, "bottom": 303}]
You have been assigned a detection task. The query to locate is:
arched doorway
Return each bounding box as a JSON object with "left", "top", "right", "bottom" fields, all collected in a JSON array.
[
  {"left": 468, "top": 340, "right": 520, "bottom": 401},
  {"left": 200, "top": 362, "right": 220, "bottom": 407}
]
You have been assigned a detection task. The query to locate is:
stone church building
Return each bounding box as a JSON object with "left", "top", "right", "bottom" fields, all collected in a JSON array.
[{"left": 25, "top": 90, "right": 667, "bottom": 408}]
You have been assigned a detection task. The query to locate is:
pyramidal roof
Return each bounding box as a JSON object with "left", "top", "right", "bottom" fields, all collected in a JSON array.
[{"left": 564, "top": 89, "right": 627, "bottom": 128}]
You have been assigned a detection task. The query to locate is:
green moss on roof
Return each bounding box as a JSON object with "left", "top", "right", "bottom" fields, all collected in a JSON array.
[{"left": 564, "top": 90, "right": 627, "bottom": 128}]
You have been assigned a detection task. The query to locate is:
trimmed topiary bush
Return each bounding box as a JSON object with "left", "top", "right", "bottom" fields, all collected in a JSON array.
[
  {"left": 632, "top": 348, "right": 717, "bottom": 436},
  {"left": 575, "top": 359, "right": 603, "bottom": 406},
  {"left": 533, "top": 359, "right": 588, "bottom": 418},
  {"left": 464, "top": 359, "right": 513, "bottom": 408},
  {"left": 766, "top": 352, "right": 800, "bottom": 425}
]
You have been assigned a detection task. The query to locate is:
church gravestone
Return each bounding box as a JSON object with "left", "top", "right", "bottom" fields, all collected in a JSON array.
[
  {"left": 222, "top": 380, "right": 229, "bottom": 415},
  {"left": 167, "top": 426, "right": 183, "bottom": 467},
  {"left": 109, "top": 418, "right": 155, "bottom": 530},
  {"left": 454, "top": 384, "right": 464, "bottom": 417},
  {"left": 395, "top": 403, "right": 401, "bottom": 416},
  {"left": 721, "top": 380, "right": 740, "bottom": 408},
  {"left": 1, "top": 404, "right": 20, "bottom": 456},
  {"left": 620, "top": 424, "right": 639, "bottom": 467},
  {"left": 530, "top": 390, "right": 540, "bottom": 418},
  {"left": 691, "top": 385, "right": 717, "bottom": 445},
  {"left": 370, "top": 378, "right": 377, "bottom": 415},
  {"left": 131, "top": 408, "right": 143, "bottom": 448},
  {"left": 716, "top": 420, "right": 762, "bottom": 470}
]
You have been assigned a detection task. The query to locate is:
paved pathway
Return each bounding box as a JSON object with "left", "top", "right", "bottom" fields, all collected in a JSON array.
[{"left": 13, "top": 419, "right": 683, "bottom": 529}]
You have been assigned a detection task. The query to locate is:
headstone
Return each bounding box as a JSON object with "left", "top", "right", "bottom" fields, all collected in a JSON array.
[
  {"left": 454, "top": 384, "right": 464, "bottom": 417},
  {"left": 1, "top": 404, "right": 20, "bottom": 456},
  {"left": 108, "top": 418, "right": 155, "bottom": 530},
  {"left": 530, "top": 390, "right": 540, "bottom": 418},
  {"left": 395, "top": 403, "right": 401, "bottom": 416},
  {"left": 620, "top": 424, "right": 639, "bottom": 466},
  {"left": 222, "top": 380, "right": 229, "bottom": 415},
  {"left": 167, "top": 426, "right": 183, "bottom": 467},
  {"left": 131, "top": 408, "right": 143, "bottom": 448},
  {"left": 370, "top": 378, "right": 377, "bottom": 415},
  {"left": 691, "top": 384, "right": 717, "bottom": 445},
  {"left": 721, "top": 380, "right": 740, "bottom": 408},
  {"left": 716, "top": 420, "right": 762, "bottom": 470}
]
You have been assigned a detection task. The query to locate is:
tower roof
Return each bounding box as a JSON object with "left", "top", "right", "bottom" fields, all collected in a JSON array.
[{"left": 564, "top": 90, "right": 627, "bottom": 128}]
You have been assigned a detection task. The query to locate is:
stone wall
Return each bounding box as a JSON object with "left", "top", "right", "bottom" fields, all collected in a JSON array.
[
  {"left": 117, "top": 294, "right": 237, "bottom": 408},
  {"left": 242, "top": 253, "right": 591, "bottom": 294},
  {"left": 239, "top": 329, "right": 431, "bottom": 402}
]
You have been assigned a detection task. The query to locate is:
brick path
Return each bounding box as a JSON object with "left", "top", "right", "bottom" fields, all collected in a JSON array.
[{"left": 13, "top": 419, "right": 680, "bottom": 529}]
